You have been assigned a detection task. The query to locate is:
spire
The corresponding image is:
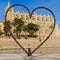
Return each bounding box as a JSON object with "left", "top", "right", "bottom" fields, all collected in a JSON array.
[
  {"left": 17, "top": 10, "right": 20, "bottom": 13},
  {"left": 22, "top": 11, "right": 24, "bottom": 14},
  {"left": 8, "top": 1, "right": 10, "bottom": 7},
  {"left": 47, "top": 14, "right": 50, "bottom": 17},
  {"left": 5, "top": 1, "right": 10, "bottom": 13},
  {"left": 6, "top": 1, "right": 10, "bottom": 11},
  {"left": 11, "top": 7, "right": 14, "bottom": 12},
  {"left": 6, "top": 1, "right": 10, "bottom": 10},
  {"left": 51, "top": 15, "right": 53, "bottom": 18},
  {"left": 34, "top": 12, "right": 36, "bottom": 15}
]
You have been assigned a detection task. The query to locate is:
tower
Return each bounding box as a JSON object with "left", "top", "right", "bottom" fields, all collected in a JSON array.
[
  {"left": 5, "top": 2, "right": 14, "bottom": 22},
  {"left": 5, "top": 1, "right": 10, "bottom": 13}
]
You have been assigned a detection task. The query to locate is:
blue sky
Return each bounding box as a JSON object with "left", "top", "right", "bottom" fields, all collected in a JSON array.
[{"left": 0, "top": 0, "right": 60, "bottom": 28}]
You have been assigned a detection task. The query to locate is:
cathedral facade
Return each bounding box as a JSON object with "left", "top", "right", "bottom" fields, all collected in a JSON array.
[{"left": 0, "top": 2, "right": 60, "bottom": 37}]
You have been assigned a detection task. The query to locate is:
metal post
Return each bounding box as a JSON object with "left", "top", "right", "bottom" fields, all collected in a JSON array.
[{"left": 27, "top": 48, "right": 32, "bottom": 56}]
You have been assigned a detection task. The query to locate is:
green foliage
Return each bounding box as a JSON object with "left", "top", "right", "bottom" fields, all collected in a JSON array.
[
  {"left": 13, "top": 29, "right": 16, "bottom": 33},
  {"left": 23, "top": 25, "right": 28, "bottom": 32},
  {"left": 12, "top": 18, "right": 24, "bottom": 38},
  {"left": 3, "top": 18, "right": 39, "bottom": 38},
  {"left": 3, "top": 20, "right": 11, "bottom": 36},
  {"left": 12, "top": 18, "right": 39, "bottom": 38},
  {"left": 26, "top": 23, "right": 39, "bottom": 36},
  {"left": 12, "top": 18, "right": 24, "bottom": 27},
  {"left": 23, "top": 25, "right": 28, "bottom": 39},
  {"left": 0, "top": 30, "right": 3, "bottom": 36}
]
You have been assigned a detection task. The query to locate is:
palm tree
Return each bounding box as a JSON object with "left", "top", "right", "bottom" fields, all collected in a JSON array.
[
  {"left": 27, "top": 23, "right": 39, "bottom": 37},
  {"left": 3, "top": 20, "right": 11, "bottom": 36}
]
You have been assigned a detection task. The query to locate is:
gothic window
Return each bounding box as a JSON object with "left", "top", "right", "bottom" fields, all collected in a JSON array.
[
  {"left": 21, "top": 15, "right": 24, "bottom": 19},
  {"left": 41, "top": 17, "right": 44, "bottom": 24},
  {"left": 0, "top": 25, "right": 1, "bottom": 28},
  {"left": 37, "top": 17, "right": 39, "bottom": 21},
  {"left": 21, "top": 15, "right": 23, "bottom": 17},
  {"left": 32, "top": 16, "right": 35, "bottom": 20},
  {"left": 42, "top": 17, "right": 44, "bottom": 21},
  {"left": 16, "top": 14, "right": 18, "bottom": 18},
  {"left": 45, "top": 29, "right": 49, "bottom": 34},
  {"left": 46, "top": 18, "right": 48, "bottom": 22}
]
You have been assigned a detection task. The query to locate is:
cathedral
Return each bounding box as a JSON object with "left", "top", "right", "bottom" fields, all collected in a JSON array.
[
  {"left": 0, "top": 2, "right": 60, "bottom": 37},
  {"left": 0, "top": 2, "right": 60, "bottom": 54}
]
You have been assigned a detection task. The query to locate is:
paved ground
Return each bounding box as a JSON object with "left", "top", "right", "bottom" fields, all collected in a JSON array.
[
  {"left": 0, "top": 37, "right": 60, "bottom": 54},
  {"left": 0, "top": 54, "right": 60, "bottom": 60}
]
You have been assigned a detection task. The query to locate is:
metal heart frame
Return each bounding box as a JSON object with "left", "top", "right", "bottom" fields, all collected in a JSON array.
[{"left": 5, "top": 4, "right": 56, "bottom": 56}]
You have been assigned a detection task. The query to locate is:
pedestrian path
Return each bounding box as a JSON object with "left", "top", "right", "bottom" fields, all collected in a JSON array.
[{"left": 0, "top": 54, "right": 60, "bottom": 60}]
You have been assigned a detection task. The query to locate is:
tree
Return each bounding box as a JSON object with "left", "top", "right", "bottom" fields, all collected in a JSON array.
[
  {"left": 3, "top": 20, "right": 11, "bottom": 36},
  {"left": 12, "top": 18, "right": 24, "bottom": 38},
  {"left": 0, "top": 30, "right": 3, "bottom": 36},
  {"left": 23, "top": 25, "right": 28, "bottom": 39},
  {"left": 27, "top": 23, "right": 39, "bottom": 37},
  {"left": 12, "top": 18, "right": 24, "bottom": 27}
]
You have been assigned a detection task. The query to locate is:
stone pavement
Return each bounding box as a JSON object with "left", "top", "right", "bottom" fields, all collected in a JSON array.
[{"left": 0, "top": 54, "right": 60, "bottom": 60}]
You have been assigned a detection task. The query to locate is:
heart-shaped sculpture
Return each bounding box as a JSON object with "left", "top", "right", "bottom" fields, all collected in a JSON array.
[{"left": 5, "top": 4, "right": 56, "bottom": 56}]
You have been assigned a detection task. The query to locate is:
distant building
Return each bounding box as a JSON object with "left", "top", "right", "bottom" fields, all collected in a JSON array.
[{"left": 0, "top": 2, "right": 59, "bottom": 38}]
